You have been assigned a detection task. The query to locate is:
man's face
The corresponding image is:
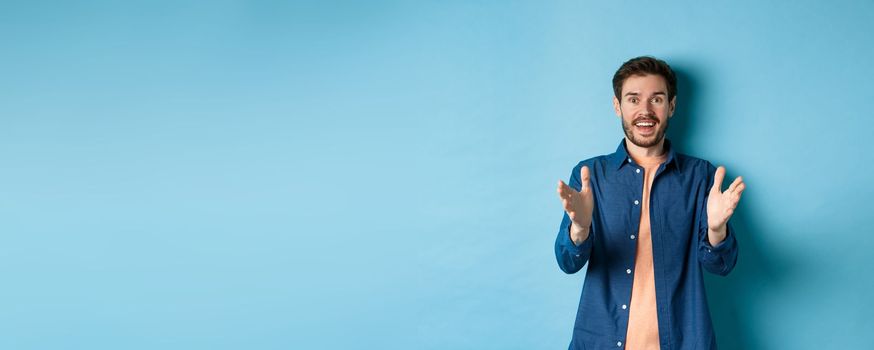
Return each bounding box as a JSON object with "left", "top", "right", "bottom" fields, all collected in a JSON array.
[{"left": 613, "top": 74, "right": 676, "bottom": 148}]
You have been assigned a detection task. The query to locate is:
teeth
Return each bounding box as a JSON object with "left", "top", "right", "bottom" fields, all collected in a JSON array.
[{"left": 635, "top": 122, "right": 655, "bottom": 127}]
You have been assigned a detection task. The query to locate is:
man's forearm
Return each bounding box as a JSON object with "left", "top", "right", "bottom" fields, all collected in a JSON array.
[
  {"left": 570, "top": 222, "right": 591, "bottom": 246},
  {"left": 708, "top": 225, "right": 727, "bottom": 247}
]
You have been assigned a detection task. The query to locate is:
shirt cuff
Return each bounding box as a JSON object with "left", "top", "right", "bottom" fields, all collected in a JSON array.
[
  {"left": 562, "top": 223, "right": 593, "bottom": 256},
  {"left": 704, "top": 224, "right": 735, "bottom": 252},
  {"left": 700, "top": 223, "right": 736, "bottom": 266}
]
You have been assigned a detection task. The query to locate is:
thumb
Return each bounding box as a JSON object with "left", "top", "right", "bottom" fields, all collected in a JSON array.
[
  {"left": 580, "top": 166, "right": 591, "bottom": 191},
  {"left": 711, "top": 166, "right": 726, "bottom": 193}
]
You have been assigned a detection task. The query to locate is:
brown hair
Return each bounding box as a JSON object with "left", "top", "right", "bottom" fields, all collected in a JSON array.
[{"left": 612, "top": 56, "right": 677, "bottom": 101}]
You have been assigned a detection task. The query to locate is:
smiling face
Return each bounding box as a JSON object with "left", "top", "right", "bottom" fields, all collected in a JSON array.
[{"left": 613, "top": 74, "right": 676, "bottom": 149}]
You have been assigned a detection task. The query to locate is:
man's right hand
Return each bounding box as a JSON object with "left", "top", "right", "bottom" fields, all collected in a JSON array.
[{"left": 557, "top": 165, "right": 594, "bottom": 245}]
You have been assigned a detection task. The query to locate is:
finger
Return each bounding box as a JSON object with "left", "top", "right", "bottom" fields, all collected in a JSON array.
[
  {"left": 726, "top": 183, "right": 745, "bottom": 209},
  {"left": 735, "top": 182, "right": 746, "bottom": 196},
  {"left": 727, "top": 176, "right": 743, "bottom": 193},
  {"left": 732, "top": 183, "right": 746, "bottom": 201},
  {"left": 557, "top": 180, "right": 575, "bottom": 198},
  {"left": 580, "top": 166, "right": 591, "bottom": 192},
  {"left": 563, "top": 199, "right": 575, "bottom": 217},
  {"left": 711, "top": 166, "right": 726, "bottom": 193}
]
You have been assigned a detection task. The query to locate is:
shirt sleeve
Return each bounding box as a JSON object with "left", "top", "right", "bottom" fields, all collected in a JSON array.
[
  {"left": 698, "top": 221, "right": 739, "bottom": 276},
  {"left": 554, "top": 162, "right": 594, "bottom": 274},
  {"left": 697, "top": 163, "right": 740, "bottom": 276}
]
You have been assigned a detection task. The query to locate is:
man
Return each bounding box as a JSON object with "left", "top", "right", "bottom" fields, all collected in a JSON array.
[{"left": 554, "top": 56, "right": 745, "bottom": 349}]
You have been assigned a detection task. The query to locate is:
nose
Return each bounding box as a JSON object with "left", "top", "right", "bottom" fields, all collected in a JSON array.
[
  {"left": 644, "top": 100, "right": 655, "bottom": 115},
  {"left": 638, "top": 102, "right": 655, "bottom": 118}
]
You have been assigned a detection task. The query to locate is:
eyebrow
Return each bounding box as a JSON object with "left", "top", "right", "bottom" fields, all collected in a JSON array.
[{"left": 624, "top": 91, "right": 667, "bottom": 97}]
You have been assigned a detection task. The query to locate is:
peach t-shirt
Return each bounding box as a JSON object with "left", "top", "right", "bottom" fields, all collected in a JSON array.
[{"left": 625, "top": 153, "right": 667, "bottom": 349}]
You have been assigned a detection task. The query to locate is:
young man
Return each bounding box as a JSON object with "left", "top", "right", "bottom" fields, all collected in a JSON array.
[{"left": 554, "top": 56, "right": 745, "bottom": 350}]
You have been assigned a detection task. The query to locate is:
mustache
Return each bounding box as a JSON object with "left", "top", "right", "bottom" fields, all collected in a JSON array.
[{"left": 632, "top": 116, "right": 659, "bottom": 124}]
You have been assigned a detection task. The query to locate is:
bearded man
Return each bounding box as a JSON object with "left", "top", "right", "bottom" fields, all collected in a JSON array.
[{"left": 555, "top": 56, "right": 746, "bottom": 350}]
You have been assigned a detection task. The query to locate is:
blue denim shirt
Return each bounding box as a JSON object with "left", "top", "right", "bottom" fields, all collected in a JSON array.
[{"left": 555, "top": 139, "right": 738, "bottom": 350}]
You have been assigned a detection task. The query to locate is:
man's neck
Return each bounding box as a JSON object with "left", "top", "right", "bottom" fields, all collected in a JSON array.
[{"left": 624, "top": 137, "right": 667, "bottom": 161}]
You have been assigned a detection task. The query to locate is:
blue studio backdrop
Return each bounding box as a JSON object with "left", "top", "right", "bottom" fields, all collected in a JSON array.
[{"left": 2, "top": 1, "right": 872, "bottom": 349}]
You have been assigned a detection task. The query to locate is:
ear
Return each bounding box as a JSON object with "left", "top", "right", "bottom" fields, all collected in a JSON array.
[
  {"left": 668, "top": 96, "right": 676, "bottom": 118},
  {"left": 613, "top": 96, "right": 622, "bottom": 117}
]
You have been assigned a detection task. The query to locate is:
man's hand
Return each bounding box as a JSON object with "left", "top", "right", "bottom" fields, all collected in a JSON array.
[
  {"left": 707, "top": 166, "right": 746, "bottom": 246},
  {"left": 557, "top": 166, "right": 595, "bottom": 245}
]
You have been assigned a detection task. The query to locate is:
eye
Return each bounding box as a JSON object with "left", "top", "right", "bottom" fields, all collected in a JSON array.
[
  {"left": 651, "top": 96, "right": 663, "bottom": 104},
  {"left": 628, "top": 97, "right": 639, "bottom": 104}
]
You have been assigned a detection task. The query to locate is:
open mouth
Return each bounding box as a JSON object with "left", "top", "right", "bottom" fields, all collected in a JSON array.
[{"left": 633, "top": 119, "right": 658, "bottom": 135}]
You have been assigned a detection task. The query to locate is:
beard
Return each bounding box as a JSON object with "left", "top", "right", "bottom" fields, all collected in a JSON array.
[{"left": 621, "top": 115, "right": 669, "bottom": 148}]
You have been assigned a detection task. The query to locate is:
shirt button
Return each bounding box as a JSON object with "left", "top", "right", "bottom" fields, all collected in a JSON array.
[
  {"left": 627, "top": 158, "right": 632, "bottom": 163},
  {"left": 617, "top": 341, "right": 623, "bottom": 347},
  {"left": 635, "top": 168, "right": 640, "bottom": 174},
  {"left": 626, "top": 269, "right": 632, "bottom": 274},
  {"left": 630, "top": 234, "right": 635, "bottom": 240},
  {"left": 622, "top": 304, "right": 627, "bottom": 310},
  {"left": 634, "top": 200, "right": 639, "bottom": 205}
]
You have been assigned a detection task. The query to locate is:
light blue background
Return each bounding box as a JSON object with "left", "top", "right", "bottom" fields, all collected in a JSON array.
[{"left": 2, "top": 0, "right": 872, "bottom": 349}]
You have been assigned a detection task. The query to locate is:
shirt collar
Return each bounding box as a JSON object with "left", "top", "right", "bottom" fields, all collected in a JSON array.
[{"left": 610, "top": 138, "right": 682, "bottom": 175}]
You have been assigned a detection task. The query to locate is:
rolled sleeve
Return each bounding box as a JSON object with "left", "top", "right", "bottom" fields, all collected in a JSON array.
[
  {"left": 555, "top": 212, "right": 593, "bottom": 274},
  {"left": 699, "top": 222, "right": 739, "bottom": 276}
]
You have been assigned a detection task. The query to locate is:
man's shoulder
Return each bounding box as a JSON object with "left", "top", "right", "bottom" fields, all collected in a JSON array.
[
  {"left": 572, "top": 154, "right": 613, "bottom": 170},
  {"left": 674, "top": 152, "right": 717, "bottom": 175}
]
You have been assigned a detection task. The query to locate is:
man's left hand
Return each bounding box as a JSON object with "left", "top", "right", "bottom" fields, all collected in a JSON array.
[{"left": 706, "top": 166, "right": 746, "bottom": 246}]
